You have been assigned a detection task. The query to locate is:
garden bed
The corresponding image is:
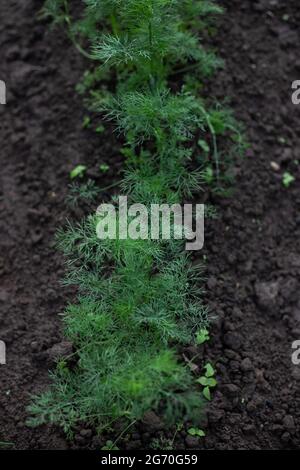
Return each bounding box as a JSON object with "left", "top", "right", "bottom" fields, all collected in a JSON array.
[{"left": 0, "top": 0, "right": 300, "bottom": 450}]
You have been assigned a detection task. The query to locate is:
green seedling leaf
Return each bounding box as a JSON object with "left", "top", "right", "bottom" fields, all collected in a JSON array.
[
  {"left": 99, "top": 163, "right": 110, "bottom": 173},
  {"left": 196, "top": 328, "right": 210, "bottom": 345},
  {"left": 188, "top": 428, "right": 206, "bottom": 438},
  {"left": 198, "top": 139, "right": 210, "bottom": 153},
  {"left": 96, "top": 124, "right": 105, "bottom": 134},
  {"left": 203, "top": 386, "right": 211, "bottom": 401},
  {"left": 282, "top": 172, "right": 295, "bottom": 188},
  {"left": 70, "top": 165, "right": 87, "bottom": 180},
  {"left": 210, "top": 111, "right": 226, "bottom": 134},
  {"left": 204, "top": 362, "right": 215, "bottom": 378},
  {"left": 101, "top": 440, "right": 119, "bottom": 450},
  {"left": 197, "top": 376, "right": 217, "bottom": 388},
  {"left": 82, "top": 115, "right": 91, "bottom": 129},
  {"left": 203, "top": 166, "right": 214, "bottom": 184}
]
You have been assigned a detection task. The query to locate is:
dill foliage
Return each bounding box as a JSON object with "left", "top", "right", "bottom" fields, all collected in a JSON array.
[{"left": 29, "top": 0, "right": 245, "bottom": 435}]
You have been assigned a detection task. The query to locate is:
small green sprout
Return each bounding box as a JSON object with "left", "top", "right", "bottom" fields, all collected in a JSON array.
[
  {"left": 282, "top": 172, "right": 295, "bottom": 188},
  {"left": 101, "top": 440, "right": 119, "bottom": 450},
  {"left": 202, "top": 386, "right": 211, "bottom": 401},
  {"left": 56, "top": 360, "right": 69, "bottom": 375},
  {"left": 203, "top": 166, "right": 214, "bottom": 184},
  {"left": 96, "top": 124, "right": 105, "bottom": 134},
  {"left": 196, "top": 362, "right": 217, "bottom": 401},
  {"left": 82, "top": 115, "right": 91, "bottom": 129},
  {"left": 99, "top": 163, "right": 110, "bottom": 173},
  {"left": 187, "top": 427, "right": 206, "bottom": 438},
  {"left": 196, "top": 328, "right": 210, "bottom": 345},
  {"left": 120, "top": 146, "right": 136, "bottom": 160},
  {"left": 204, "top": 362, "right": 215, "bottom": 377},
  {"left": 198, "top": 139, "right": 210, "bottom": 154},
  {"left": 198, "top": 376, "right": 217, "bottom": 388},
  {"left": 70, "top": 165, "right": 87, "bottom": 180}
]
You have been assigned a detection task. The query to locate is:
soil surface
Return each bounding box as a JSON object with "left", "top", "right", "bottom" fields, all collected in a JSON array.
[{"left": 1, "top": 0, "right": 300, "bottom": 450}]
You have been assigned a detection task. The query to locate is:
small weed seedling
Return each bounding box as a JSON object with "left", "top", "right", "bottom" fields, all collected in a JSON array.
[
  {"left": 196, "top": 362, "right": 217, "bottom": 401},
  {"left": 70, "top": 164, "right": 87, "bottom": 180},
  {"left": 282, "top": 171, "right": 295, "bottom": 188},
  {"left": 187, "top": 427, "right": 206, "bottom": 438},
  {"left": 196, "top": 328, "right": 210, "bottom": 345},
  {"left": 101, "top": 440, "right": 119, "bottom": 451},
  {"left": 99, "top": 163, "right": 110, "bottom": 173},
  {"left": 96, "top": 124, "right": 105, "bottom": 134},
  {"left": 203, "top": 166, "right": 214, "bottom": 185},
  {"left": 82, "top": 115, "right": 91, "bottom": 129},
  {"left": 198, "top": 139, "right": 210, "bottom": 154}
]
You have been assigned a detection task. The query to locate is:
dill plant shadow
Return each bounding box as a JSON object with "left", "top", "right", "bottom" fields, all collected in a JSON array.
[{"left": 28, "top": 0, "right": 246, "bottom": 440}]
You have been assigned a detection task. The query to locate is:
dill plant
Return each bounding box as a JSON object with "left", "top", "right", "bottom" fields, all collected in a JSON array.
[{"left": 29, "top": 0, "right": 245, "bottom": 436}]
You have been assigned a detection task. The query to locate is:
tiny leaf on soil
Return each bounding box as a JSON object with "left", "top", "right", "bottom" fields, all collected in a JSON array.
[
  {"left": 203, "top": 386, "right": 211, "bottom": 401},
  {"left": 198, "top": 139, "right": 210, "bottom": 153},
  {"left": 197, "top": 376, "right": 217, "bottom": 388},
  {"left": 204, "top": 362, "right": 215, "bottom": 378},
  {"left": 70, "top": 165, "right": 87, "bottom": 180},
  {"left": 99, "top": 163, "right": 110, "bottom": 173},
  {"left": 82, "top": 115, "right": 91, "bottom": 129},
  {"left": 196, "top": 328, "right": 210, "bottom": 345},
  {"left": 203, "top": 166, "right": 214, "bottom": 184},
  {"left": 188, "top": 427, "right": 206, "bottom": 437},
  {"left": 282, "top": 172, "right": 295, "bottom": 188}
]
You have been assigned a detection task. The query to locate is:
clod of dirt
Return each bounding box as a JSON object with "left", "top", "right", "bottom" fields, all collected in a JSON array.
[
  {"left": 282, "top": 415, "right": 295, "bottom": 432},
  {"left": 241, "top": 357, "right": 253, "bottom": 372},
  {"left": 208, "top": 409, "right": 225, "bottom": 425},
  {"left": 223, "top": 332, "right": 242, "bottom": 351},
  {"left": 10, "top": 61, "right": 43, "bottom": 95},
  {"left": 222, "top": 384, "right": 240, "bottom": 397},
  {"left": 255, "top": 281, "right": 279, "bottom": 312},
  {"left": 126, "top": 440, "right": 142, "bottom": 450},
  {"left": 0, "top": 288, "right": 9, "bottom": 303},
  {"left": 279, "top": 148, "right": 293, "bottom": 164},
  {"left": 185, "top": 435, "right": 200, "bottom": 449},
  {"left": 243, "top": 424, "right": 255, "bottom": 435},
  {"left": 281, "top": 432, "right": 291, "bottom": 444},
  {"left": 141, "top": 411, "right": 164, "bottom": 433}
]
